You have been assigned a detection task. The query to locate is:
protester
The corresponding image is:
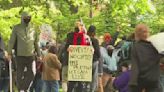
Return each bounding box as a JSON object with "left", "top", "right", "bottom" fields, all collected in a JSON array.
[
  {"left": 101, "top": 29, "right": 120, "bottom": 48},
  {"left": 63, "top": 28, "right": 77, "bottom": 92},
  {"left": 100, "top": 45, "right": 120, "bottom": 92},
  {"left": 58, "top": 21, "right": 94, "bottom": 92},
  {"left": 0, "top": 35, "right": 9, "bottom": 92},
  {"left": 129, "top": 24, "right": 162, "bottom": 92},
  {"left": 58, "top": 40, "right": 68, "bottom": 92},
  {"left": 66, "top": 21, "right": 92, "bottom": 92},
  {"left": 113, "top": 62, "right": 130, "bottom": 92},
  {"left": 116, "top": 34, "right": 134, "bottom": 73},
  {"left": 64, "top": 27, "right": 79, "bottom": 92},
  {"left": 8, "top": 12, "right": 41, "bottom": 92},
  {"left": 42, "top": 45, "right": 61, "bottom": 92},
  {"left": 30, "top": 45, "right": 47, "bottom": 92},
  {"left": 87, "top": 25, "right": 101, "bottom": 92}
]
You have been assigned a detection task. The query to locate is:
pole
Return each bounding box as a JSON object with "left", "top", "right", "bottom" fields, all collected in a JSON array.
[
  {"left": 9, "top": 60, "right": 12, "bottom": 92},
  {"left": 56, "top": 22, "right": 60, "bottom": 47},
  {"left": 90, "top": 0, "right": 93, "bottom": 18}
]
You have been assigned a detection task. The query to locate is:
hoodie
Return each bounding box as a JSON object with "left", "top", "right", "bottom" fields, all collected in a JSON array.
[{"left": 8, "top": 12, "right": 41, "bottom": 57}]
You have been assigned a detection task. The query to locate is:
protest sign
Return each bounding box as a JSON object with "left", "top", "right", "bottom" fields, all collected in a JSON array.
[
  {"left": 68, "top": 45, "right": 93, "bottom": 81},
  {"left": 39, "top": 24, "right": 52, "bottom": 46}
]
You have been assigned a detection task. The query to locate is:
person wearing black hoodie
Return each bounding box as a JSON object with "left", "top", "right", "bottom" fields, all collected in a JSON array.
[
  {"left": 87, "top": 25, "right": 100, "bottom": 92},
  {"left": 129, "top": 24, "right": 162, "bottom": 92}
]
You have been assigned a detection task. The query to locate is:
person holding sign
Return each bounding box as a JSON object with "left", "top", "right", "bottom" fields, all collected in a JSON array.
[
  {"left": 66, "top": 21, "right": 92, "bottom": 92},
  {"left": 129, "top": 24, "right": 162, "bottom": 92}
]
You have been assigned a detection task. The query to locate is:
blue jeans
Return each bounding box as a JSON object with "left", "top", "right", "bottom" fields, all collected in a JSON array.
[
  {"left": 160, "top": 75, "right": 164, "bottom": 92},
  {"left": 44, "top": 80, "right": 59, "bottom": 92},
  {"left": 0, "top": 78, "right": 9, "bottom": 92},
  {"left": 30, "top": 72, "right": 44, "bottom": 92}
]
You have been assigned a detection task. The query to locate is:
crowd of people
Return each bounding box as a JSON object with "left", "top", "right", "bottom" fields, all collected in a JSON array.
[{"left": 0, "top": 12, "right": 164, "bottom": 92}]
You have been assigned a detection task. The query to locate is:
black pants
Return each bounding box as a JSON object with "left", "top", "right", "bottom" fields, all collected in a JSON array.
[
  {"left": 68, "top": 81, "right": 83, "bottom": 92},
  {"left": 129, "top": 82, "right": 162, "bottom": 92},
  {"left": 16, "top": 56, "right": 34, "bottom": 91},
  {"left": 129, "top": 86, "right": 162, "bottom": 92}
]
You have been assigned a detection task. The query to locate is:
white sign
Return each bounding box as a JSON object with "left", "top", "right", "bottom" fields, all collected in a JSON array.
[
  {"left": 148, "top": 32, "right": 164, "bottom": 54},
  {"left": 39, "top": 24, "right": 52, "bottom": 46},
  {"left": 68, "top": 45, "right": 93, "bottom": 81}
]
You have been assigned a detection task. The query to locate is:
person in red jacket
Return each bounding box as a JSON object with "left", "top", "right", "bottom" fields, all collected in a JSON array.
[
  {"left": 87, "top": 25, "right": 100, "bottom": 92},
  {"left": 66, "top": 22, "right": 92, "bottom": 92}
]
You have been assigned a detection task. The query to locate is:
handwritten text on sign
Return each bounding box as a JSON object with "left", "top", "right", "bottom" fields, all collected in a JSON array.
[{"left": 68, "top": 45, "right": 93, "bottom": 81}]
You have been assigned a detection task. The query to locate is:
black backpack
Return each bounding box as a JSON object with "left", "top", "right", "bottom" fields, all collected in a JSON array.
[{"left": 120, "top": 40, "right": 133, "bottom": 61}]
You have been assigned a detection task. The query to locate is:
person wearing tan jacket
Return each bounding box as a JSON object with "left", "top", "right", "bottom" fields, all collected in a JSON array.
[{"left": 42, "top": 45, "right": 61, "bottom": 92}]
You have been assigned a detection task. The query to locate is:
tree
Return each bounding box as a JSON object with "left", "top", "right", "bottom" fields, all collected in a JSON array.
[{"left": 0, "top": 0, "right": 163, "bottom": 46}]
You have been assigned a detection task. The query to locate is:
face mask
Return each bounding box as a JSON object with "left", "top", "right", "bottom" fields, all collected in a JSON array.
[
  {"left": 42, "top": 50, "right": 47, "bottom": 56},
  {"left": 108, "top": 49, "right": 113, "bottom": 56},
  {"left": 23, "top": 18, "right": 31, "bottom": 24}
]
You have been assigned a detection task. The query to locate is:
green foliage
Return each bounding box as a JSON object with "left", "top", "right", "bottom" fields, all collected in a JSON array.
[{"left": 0, "top": 0, "right": 164, "bottom": 46}]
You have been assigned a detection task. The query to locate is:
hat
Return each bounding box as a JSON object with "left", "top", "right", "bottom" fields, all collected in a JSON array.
[
  {"left": 88, "top": 25, "right": 96, "bottom": 33},
  {"left": 107, "top": 45, "right": 115, "bottom": 50},
  {"left": 21, "top": 12, "right": 31, "bottom": 17},
  {"left": 104, "top": 33, "right": 112, "bottom": 42}
]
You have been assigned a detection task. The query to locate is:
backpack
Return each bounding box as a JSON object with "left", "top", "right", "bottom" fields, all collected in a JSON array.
[{"left": 120, "top": 41, "right": 132, "bottom": 61}]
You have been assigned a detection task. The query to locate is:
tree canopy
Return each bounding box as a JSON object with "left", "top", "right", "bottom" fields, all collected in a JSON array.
[{"left": 0, "top": 0, "right": 164, "bottom": 44}]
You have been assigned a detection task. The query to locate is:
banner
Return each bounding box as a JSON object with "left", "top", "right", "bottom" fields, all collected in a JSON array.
[
  {"left": 68, "top": 45, "right": 93, "bottom": 81},
  {"left": 148, "top": 32, "right": 164, "bottom": 54},
  {"left": 39, "top": 24, "right": 52, "bottom": 46}
]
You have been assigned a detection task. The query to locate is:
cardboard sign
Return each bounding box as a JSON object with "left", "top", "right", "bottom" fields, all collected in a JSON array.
[
  {"left": 39, "top": 24, "right": 52, "bottom": 46},
  {"left": 68, "top": 45, "right": 93, "bottom": 81},
  {"left": 148, "top": 32, "right": 164, "bottom": 54}
]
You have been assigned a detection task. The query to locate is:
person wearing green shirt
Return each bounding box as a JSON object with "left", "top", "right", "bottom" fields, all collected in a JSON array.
[{"left": 8, "top": 12, "right": 41, "bottom": 92}]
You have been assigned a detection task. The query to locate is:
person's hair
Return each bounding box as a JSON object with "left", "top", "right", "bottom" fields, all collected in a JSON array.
[
  {"left": 87, "top": 25, "right": 96, "bottom": 37},
  {"left": 135, "top": 24, "right": 149, "bottom": 41},
  {"left": 74, "top": 27, "right": 79, "bottom": 32},
  {"left": 48, "top": 45, "right": 57, "bottom": 54},
  {"left": 120, "top": 62, "right": 129, "bottom": 68},
  {"left": 103, "top": 33, "right": 112, "bottom": 42}
]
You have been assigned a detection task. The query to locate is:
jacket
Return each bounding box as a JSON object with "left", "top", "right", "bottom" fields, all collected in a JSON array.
[
  {"left": 90, "top": 37, "right": 100, "bottom": 62},
  {"left": 64, "top": 32, "right": 94, "bottom": 65},
  {"left": 42, "top": 53, "right": 61, "bottom": 81},
  {"left": 113, "top": 70, "right": 130, "bottom": 92},
  {"left": 129, "top": 40, "right": 160, "bottom": 87},
  {"left": 8, "top": 23, "right": 41, "bottom": 56},
  {"left": 100, "top": 47, "right": 120, "bottom": 72}
]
